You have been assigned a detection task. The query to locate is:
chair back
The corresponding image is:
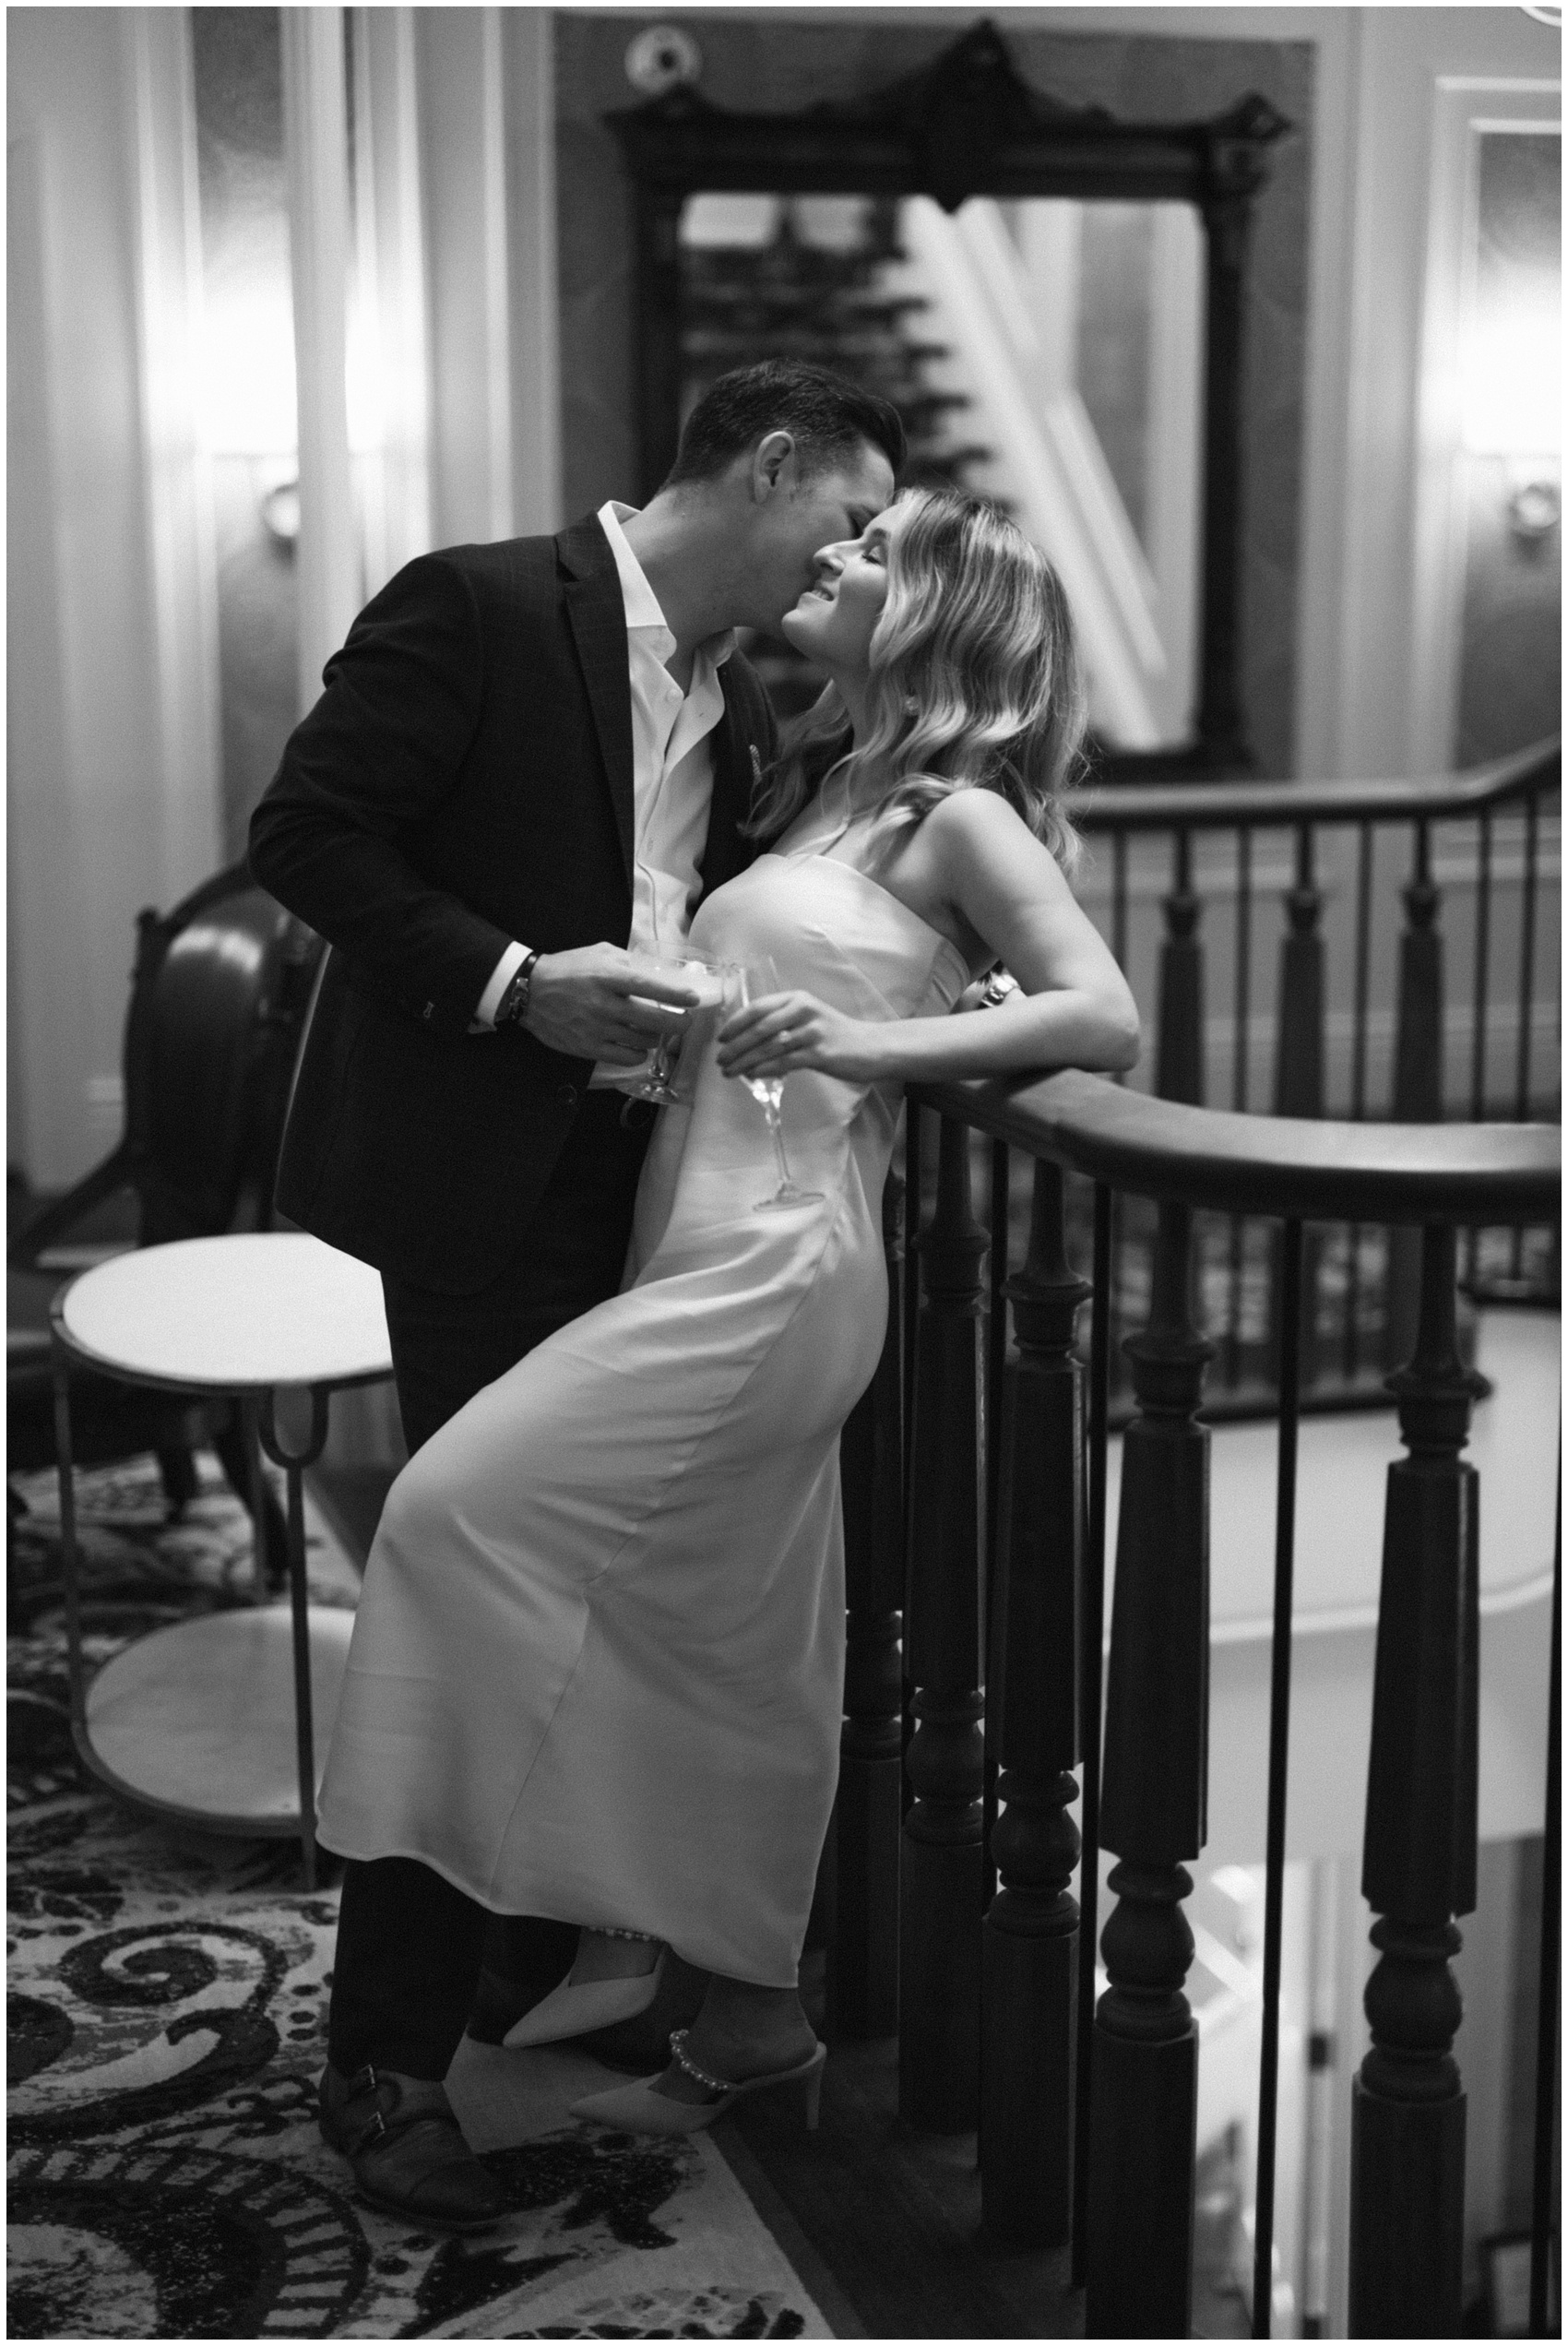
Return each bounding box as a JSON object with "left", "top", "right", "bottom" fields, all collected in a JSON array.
[{"left": 130, "top": 863, "right": 324, "bottom": 1244}]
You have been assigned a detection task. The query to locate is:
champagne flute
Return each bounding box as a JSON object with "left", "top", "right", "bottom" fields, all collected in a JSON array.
[
  {"left": 728, "top": 957, "right": 825, "bottom": 1210},
  {"left": 615, "top": 879, "right": 712, "bottom": 1103},
  {"left": 621, "top": 955, "right": 719, "bottom": 1105}
]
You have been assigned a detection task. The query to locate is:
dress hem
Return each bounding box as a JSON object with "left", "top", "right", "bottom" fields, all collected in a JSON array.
[{"left": 314, "top": 1830, "right": 802, "bottom": 1992}]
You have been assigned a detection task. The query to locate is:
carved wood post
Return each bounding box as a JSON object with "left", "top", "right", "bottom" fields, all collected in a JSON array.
[
  {"left": 1157, "top": 829, "right": 1206, "bottom": 1107},
  {"left": 980, "top": 1159, "right": 1087, "bottom": 2248},
  {"left": 633, "top": 194, "right": 683, "bottom": 497},
  {"left": 834, "top": 1172, "right": 906, "bottom": 2039},
  {"left": 1384, "top": 824, "right": 1445, "bottom": 1368},
  {"left": 1197, "top": 118, "right": 1278, "bottom": 770},
  {"left": 1349, "top": 1223, "right": 1479, "bottom": 2338},
  {"left": 1087, "top": 1198, "right": 1213, "bottom": 2337},
  {"left": 901, "top": 1116, "right": 986, "bottom": 2131}
]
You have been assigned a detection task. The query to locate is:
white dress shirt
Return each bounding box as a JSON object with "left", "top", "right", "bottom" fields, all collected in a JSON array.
[{"left": 473, "top": 503, "right": 734, "bottom": 1092}]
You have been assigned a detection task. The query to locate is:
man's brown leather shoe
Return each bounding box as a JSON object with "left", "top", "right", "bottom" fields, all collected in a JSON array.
[{"left": 317, "top": 2064, "right": 507, "bottom": 2231}]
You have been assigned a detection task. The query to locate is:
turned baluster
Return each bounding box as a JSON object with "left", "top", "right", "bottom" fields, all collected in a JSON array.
[
  {"left": 1348, "top": 1223, "right": 1479, "bottom": 2338},
  {"left": 1384, "top": 825, "right": 1446, "bottom": 1368},
  {"left": 1271, "top": 825, "right": 1325, "bottom": 1388},
  {"left": 834, "top": 1171, "right": 906, "bottom": 2039},
  {"left": 1393, "top": 822, "right": 1445, "bottom": 1122},
  {"left": 1086, "top": 1198, "right": 1214, "bottom": 2337},
  {"left": 1157, "top": 828, "right": 1206, "bottom": 1107},
  {"left": 980, "top": 1159, "right": 1087, "bottom": 2247},
  {"left": 1274, "top": 824, "right": 1324, "bottom": 1118},
  {"left": 901, "top": 1115, "right": 987, "bottom": 2131}
]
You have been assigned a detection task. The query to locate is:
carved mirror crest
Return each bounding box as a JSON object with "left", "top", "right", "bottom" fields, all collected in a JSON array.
[{"left": 608, "top": 19, "right": 1289, "bottom": 780}]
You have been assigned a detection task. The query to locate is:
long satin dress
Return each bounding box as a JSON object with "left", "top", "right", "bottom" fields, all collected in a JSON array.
[{"left": 315, "top": 843, "right": 968, "bottom": 1985}]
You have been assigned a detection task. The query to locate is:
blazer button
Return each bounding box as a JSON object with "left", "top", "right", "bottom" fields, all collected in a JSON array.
[{"left": 556, "top": 1083, "right": 579, "bottom": 1109}]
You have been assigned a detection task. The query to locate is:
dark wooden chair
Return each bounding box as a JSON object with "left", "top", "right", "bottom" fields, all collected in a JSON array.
[{"left": 8, "top": 861, "right": 325, "bottom": 1575}]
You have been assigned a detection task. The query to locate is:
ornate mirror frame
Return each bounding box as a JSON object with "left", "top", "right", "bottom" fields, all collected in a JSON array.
[{"left": 608, "top": 19, "right": 1289, "bottom": 782}]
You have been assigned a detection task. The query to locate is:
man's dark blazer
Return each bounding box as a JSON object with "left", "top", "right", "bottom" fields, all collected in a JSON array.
[{"left": 248, "top": 515, "right": 776, "bottom": 1295}]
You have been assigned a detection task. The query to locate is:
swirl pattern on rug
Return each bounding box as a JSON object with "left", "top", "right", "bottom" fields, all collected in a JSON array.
[{"left": 6, "top": 1457, "right": 829, "bottom": 2339}]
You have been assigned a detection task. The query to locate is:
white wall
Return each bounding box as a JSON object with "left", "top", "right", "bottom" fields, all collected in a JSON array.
[
  {"left": 8, "top": 8, "right": 220, "bottom": 1189},
  {"left": 1329, "top": 6, "right": 1560, "bottom": 781}
]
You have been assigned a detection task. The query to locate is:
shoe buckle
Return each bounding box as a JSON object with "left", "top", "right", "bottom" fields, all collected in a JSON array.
[
  {"left": 344, "top": 2063, "right": 390, "bottom": 2156},
  {"left": 348, "top": 2106, "right": 387, "bottom": 2156}
]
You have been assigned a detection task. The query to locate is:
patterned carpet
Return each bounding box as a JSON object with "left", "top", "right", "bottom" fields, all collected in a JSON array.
[{"left": 6, "top": 1457, "right": 832, "bottom": 2339}]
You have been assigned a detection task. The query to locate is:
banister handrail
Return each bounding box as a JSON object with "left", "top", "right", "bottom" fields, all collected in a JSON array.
[
  {"left": 1075, "top": 734, "right": 1560, "bottom": 833},
  {"left": 910, "top": 1070, "right": 1560, "bottom": 1225}
]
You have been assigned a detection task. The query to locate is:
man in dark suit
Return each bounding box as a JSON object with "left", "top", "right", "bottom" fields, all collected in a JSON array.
[{"left": 249, "top": 360, "right": 902, "bottom": 2228}]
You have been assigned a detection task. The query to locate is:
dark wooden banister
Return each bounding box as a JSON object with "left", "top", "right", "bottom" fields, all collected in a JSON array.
[
  {"left": 1075, "top": 733, "right": 1559, "bottom": 834},
  {"left": 912, "top": 1069, "right": 1560, "bottom": 1224},
  {"left": 864, "top": 1081, "right": 1559, "bottom": 2330}
]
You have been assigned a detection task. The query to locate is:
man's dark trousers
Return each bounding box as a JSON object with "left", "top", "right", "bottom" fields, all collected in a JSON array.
[{"left": 325, "top": 1091, "right": 652, "bottom": 2080}]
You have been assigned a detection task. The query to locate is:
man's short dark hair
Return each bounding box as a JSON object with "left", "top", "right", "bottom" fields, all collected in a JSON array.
[{"left": 664, "top": 361, "right": 906, "bottom": 489}]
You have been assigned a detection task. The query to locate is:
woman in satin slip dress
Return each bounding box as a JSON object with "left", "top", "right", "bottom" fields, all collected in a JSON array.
[{"left": 315, "top": 487, "right": 1140, "bottom": 2138}]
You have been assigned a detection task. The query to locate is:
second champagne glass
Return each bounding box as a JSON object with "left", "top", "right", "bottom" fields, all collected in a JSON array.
[
  {"left": 621, "top": 956, "right": 719, "bottom": 1105},
  {"left": 728, "top": 958, "right": 825, "bottom": 1210}
]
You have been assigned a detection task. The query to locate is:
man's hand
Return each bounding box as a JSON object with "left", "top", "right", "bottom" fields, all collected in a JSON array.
[{"left": 524, "top": 945, "right": 703, "bottom": 1065}]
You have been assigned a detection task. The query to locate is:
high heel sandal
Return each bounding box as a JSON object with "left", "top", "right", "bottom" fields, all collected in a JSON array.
[
  {"left": 503, "top": 1938, "right": 666, "bottom": 2049},
  {"left": 567, "top": 2026, "right": 826, "bottom": 2137}
]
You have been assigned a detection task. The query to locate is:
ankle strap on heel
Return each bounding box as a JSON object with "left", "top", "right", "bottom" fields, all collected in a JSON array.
[{"left": 667, "top": 2029, "right": 736, "bottom": 2096}]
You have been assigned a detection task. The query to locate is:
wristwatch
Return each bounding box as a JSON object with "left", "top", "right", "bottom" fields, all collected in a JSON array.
[{"left": 493, "top": 949, "right": 541, "bottom": 1030}]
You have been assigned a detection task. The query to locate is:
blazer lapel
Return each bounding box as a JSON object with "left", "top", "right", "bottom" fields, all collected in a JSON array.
[{"left": 558, "top": 518, "right": 635, "bottom": 892}]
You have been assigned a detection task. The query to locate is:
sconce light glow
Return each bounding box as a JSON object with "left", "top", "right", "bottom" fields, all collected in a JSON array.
[
  {"left": 198, "top": 289, "right": 299, "bottom": 456},
  {"left": 1461, "top": 311, "right": 1562, "bottom": 458},
  {"left": 345, "top": 302, "right": 385, "bottom": 458}
]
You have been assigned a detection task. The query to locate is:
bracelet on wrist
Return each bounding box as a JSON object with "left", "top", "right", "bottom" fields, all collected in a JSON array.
[{"left": 494, "top": 949, "right": 540, "bottom": 1030}]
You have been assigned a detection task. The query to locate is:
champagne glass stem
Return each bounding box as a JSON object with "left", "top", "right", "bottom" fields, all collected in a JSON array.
[{"left": 766, "top": 1102, "right": 795, "bottom": 1193}]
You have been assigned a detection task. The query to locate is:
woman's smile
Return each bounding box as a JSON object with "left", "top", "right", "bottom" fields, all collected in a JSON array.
[{"left": 780, "top": 504, "right": 903, "bottom": 667}]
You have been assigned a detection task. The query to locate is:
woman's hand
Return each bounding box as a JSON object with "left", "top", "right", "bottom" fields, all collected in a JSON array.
[{"left": 718, "top": 990, "right": 890, "bottom": 1085}]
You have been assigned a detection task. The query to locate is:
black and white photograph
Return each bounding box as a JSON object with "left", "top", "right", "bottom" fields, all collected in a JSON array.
[{"left": 6, "top": 4, "right": 1560, "bottom": 2338}]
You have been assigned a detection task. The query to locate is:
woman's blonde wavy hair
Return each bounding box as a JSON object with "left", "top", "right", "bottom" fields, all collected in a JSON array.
[{"left": 747, "top": 487, "right": 1087, "bottom": 876}]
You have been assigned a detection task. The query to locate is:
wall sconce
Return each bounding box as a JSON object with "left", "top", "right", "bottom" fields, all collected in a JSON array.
[
  {"left": 197, "top": 282, "right": 302, "bottom": 547},
  {"left": 1505, "top": 471, "right": 1561, "bottom": 541},
  {"left": 259, "top": 473, "right": 301, "bottom": 546},
  {"left": 1461, "top": 302, "right": 1561, "bottom": 543}
]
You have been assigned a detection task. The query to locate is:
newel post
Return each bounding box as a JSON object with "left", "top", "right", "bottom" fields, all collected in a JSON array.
[
  {"left": 833, "top": 1172, "right": 906, "bottom": 2038},
  {"left": 1349, "top": 1223, "right": 1479, "bottom": 2338},
  {"left": 980, "top": 1158, "right": 1087, "bottom": 2247},
  {"left": 1086, "top": 1197, "right": 1213, "bottom": 2337},
  {"left": 900, "top": 1116, "right": 987, "bottom": 2130}
]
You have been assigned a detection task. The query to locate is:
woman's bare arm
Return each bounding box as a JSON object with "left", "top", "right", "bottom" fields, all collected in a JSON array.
[{"left": 719, "top": 791, "right": 1140, "bottom": 1085}]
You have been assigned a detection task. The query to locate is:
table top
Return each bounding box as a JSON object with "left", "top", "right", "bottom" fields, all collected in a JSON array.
[{"left": 54, "top": 1233, "right": 394, "bottom": 1391}]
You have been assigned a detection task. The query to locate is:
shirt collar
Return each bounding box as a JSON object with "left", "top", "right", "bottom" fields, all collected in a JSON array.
[{"left": 598, "top": 501, "right": 736, "bottom": 669}]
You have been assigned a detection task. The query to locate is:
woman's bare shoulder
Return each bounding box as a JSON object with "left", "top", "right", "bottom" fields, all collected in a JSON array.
[{"left": 921, "top": 785, "right": 1052, "bottom": 866}]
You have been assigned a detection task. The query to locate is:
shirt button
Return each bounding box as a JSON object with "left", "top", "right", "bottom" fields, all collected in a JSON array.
[{"left": 556, "top": 1084, "right": 579, "bottom": 1109}]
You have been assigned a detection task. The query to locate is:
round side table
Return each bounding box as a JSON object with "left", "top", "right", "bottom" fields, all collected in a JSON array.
[{"left": 52, "top": 1232, "right": 394, "bottom": 1887}]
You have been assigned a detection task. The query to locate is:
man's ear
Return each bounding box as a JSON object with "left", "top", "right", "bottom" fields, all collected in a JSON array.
[{"left": 750, "top": 431, "right": 800, "bottom": 503}]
